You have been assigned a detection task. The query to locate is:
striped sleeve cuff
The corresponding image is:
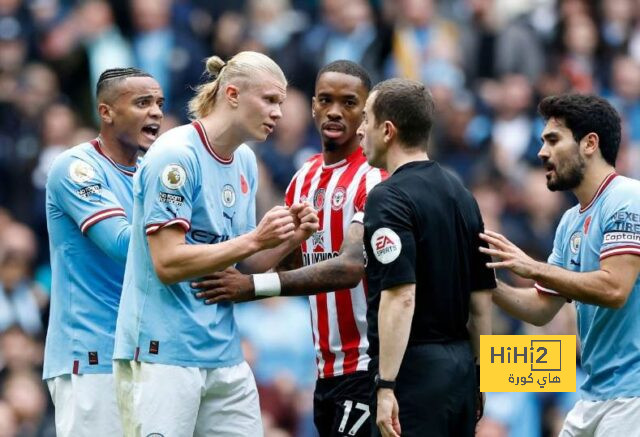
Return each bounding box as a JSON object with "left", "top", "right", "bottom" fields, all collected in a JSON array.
[
  {"left": 145, "top": 218, "right": 191, "bottom": 235},
  {"left": 534, "top": 283, "right": 571, "bottom": 302},
  {"left": 80, "top": 208, "right": 126, "bottom": 234},
  {"left": 600, "top": 245, "right": 640, "bottom": 260},
  {"left": 351, "top": 211, "right": 364, "bottom": 224}
]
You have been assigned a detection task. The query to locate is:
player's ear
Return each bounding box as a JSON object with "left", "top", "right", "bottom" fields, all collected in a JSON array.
[
  {"left": 582, "top": 132, "right": 599, "bottom": 157},
  {"left": 98, "top": 102, "right": 113, "bottom": 124},
  {"left": 383, "top": 120, "right": 396, "bottom": 143},
  {"left": 224, "top": 84, "right": 240, "bottom": 108}
]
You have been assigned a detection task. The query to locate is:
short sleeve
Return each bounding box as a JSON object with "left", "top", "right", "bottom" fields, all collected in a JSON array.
[
  {"left": 245, "top": 151, "right": 258, "bottom": 231},
  {"left": 534, "top": 215, "right": 567, "bottom": 297},
  {"left": 141, "top": 146, "right": 200, "bottom": 235},
  {"left": 352, "top": 168, "right": 387, "bottom": 224},
  {"left": 365, "top": 184, "right": 416, "bottom": 290},
  {"left": 470, "top": 200, "right": 497, "bottom": 291},
  {"left": 47, "top": 154, "right": 127, "bottom": 235},
  {"left": 599, "top": 192, "right": 640, "bottom": 260}
]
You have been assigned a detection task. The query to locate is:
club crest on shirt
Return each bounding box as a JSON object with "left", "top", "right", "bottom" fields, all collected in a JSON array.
[
  {"left": 222, "top": 184, "right": 236, "bottom": 207},
  {"left": 331, "top": 186, "right": 347, "bottom": 211},
  {"left": 371, "top": 227, "right": 402, "bottom": 264},
  {"left": 69, "top": 160, "right": 95, "bottom": 183},
  {"left": 570, "top": 231, "right": 581, "bottom": 254},
  {"left": 161, "top": 164, "right": 186, "bottom": 190},
  {"left": 313, "top": 188, "right": 326, "bottom": 210}
]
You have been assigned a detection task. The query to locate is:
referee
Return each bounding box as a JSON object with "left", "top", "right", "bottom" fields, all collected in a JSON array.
[{"left": 357, "top": 78, "right": 496, "bottom": 437}]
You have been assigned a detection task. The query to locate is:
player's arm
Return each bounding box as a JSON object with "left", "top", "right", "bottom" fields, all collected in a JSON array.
[
  {"left": 192, "top": 221, "right": 365, "bottom": 303},
  {"left": 467, "top": 290, "right": 492, "bottom": 360},
  {"left": 527, "top": 254, "right": 639, "bottom": 308},
  {"left": 48, "top": 154, "right": 132, "bottom": 264},
  {"left": 235, "top": 202, "right": 319, "bottom": 274},
  {"left": 148, "top": 206, "right": 295, "bottom": 284},
  {"left": 481, "top": 230, "right": 640, "bottom": 308},
  {"left": 275, "top": 245, "right": 303, "bottom": 271},
  {"left": 378, "top": 283, "right": 414, "bottom": 382},
  {"left": 492, "top": 280, "right": 566, "bottom": 326},
  {"left": 86, "top": 217, "right": 131, "bottom": 264}
]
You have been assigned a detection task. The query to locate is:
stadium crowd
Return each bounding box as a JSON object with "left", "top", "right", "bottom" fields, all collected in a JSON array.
[{"left": 1, "top": 0, "right": 639, "bottom": 435}]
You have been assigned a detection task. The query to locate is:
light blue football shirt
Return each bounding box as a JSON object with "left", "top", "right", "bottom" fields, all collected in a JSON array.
[
  {"left": 44, "top": 139, "right": 136, "bottom": 379},
  {"left": 536, "top": 173, "right": 640, "bottom": 400},
  {"left": 114, "top": 121, "right": 258, "bottom": 368}
]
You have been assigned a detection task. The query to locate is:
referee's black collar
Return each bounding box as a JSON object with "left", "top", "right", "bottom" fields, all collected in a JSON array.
[{"left": 392, "top": 159, "right": 434, "bottom": 174}]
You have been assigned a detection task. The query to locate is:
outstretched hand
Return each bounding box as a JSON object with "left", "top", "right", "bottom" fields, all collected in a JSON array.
[{"left": 479, "top": 230, "right": 540, "bottom": 279}]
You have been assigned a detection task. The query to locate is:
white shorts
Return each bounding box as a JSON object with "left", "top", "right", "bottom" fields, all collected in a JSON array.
[
  {"left": 114, "top": 360, "right": 263, "bottom": 437},
  {"left": 560, "top": 397, "right": 640, "bottom": 436},
  {"left": 46, "top": 373, "right": 123, "bottom": 437}
]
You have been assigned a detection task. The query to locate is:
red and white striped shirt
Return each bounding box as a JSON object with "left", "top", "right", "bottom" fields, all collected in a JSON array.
[{"left": 285, "top": 147, "right": 386, "bottom": 378}]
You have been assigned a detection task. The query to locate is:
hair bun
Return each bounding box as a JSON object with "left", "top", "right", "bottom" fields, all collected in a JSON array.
[{"left": 206, "top": 56, "right": 226, "bottom": 79}]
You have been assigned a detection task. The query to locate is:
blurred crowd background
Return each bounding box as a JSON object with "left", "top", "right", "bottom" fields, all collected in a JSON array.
[{"left": 0, "top": 0, "right": 639, "bottom": 435}]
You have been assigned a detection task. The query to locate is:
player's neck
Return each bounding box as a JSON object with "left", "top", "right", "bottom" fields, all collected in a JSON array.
[
  {"left": 198, "top": 114, "right": 241, "bottom": 160},
  {"left": 322, "top": 140, "right": 359, "bottom": 166},
  {"left": 573, "top": 162, "right": 616, "bottom": 209},
  {"left": 98, "top": 133, "right": 139, "bottom": 167},
  {"left": 387, "top": 143, "right": 429, "bottom": 174}
]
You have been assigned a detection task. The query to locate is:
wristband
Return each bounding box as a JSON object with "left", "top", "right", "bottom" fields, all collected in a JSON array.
[
  {"left": 374, "top": 374, "right": 396, "bottom": 390},
  {"left": 252, "top": 273, "right": 281, "bottom": 297}
]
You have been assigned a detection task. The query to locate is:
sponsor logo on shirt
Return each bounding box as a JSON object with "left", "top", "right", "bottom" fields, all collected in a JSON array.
[
  {"left": 191, "top": 229, "right": 231, "bottom": 244},
  {"left": 76, "top": 184, "right": 101, "bottom": 198},
  {"left": 371, "top": 228, "right": 402, "bottom": 264},
  {"left": 69, "top": 160, "right": 95, "bottom": 183},
  {"left": 161, "top": 164, "right": 186, "bottom": 190},
  {"left": 303, "top": 251, "right": 339, "bottom": 265},
  {"left": 158, "top": 192, "right": 184, "bottom": 206}
]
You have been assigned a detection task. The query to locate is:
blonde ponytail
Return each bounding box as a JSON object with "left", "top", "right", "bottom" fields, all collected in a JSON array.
[{"left": 188, "top": 51, "right": 286, "bottom": 119}]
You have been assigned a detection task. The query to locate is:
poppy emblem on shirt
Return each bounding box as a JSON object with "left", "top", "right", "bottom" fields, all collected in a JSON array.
[
  {"left": 69, "top": 160, "right": 95, "bottom": 183},
  {"left": 569, "top": 231, "right": 581, "bottom": 254},
  {"left": 161, "top": 164, "right": 186, "bottom": 190},
  {"left": 240, "top": 174, "right": 249, "bottom": 194},
  {"left": 583, "top": 216, "right": 592, "bottom": 234},
  {"left": 222, "top": 184, "right": 236, "bottom": 207},
  {"left": 331, "top": 186, "right": 347, "bottom": 211},
  {"left": 371, "top": 227, "right": 402, "bottom": 264},
  {"left": 313, "top": 188, "right": 326, "bottom": 210}
]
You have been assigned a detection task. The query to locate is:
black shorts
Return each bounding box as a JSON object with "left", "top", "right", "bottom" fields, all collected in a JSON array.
[
  {"left": 314, "top": 370, "right": 372, "bottom": 437},
  {"left": 369, "top": 341, "right": 476, "bottom": 437}
]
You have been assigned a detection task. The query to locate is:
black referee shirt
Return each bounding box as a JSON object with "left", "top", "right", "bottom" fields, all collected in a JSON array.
[{"left": 363, "top": 160, "right": 496, "bottom": 357}]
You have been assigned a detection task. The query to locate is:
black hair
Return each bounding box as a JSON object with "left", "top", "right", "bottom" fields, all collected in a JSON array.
[
  {"left": 316, "top": 60, "right": 372, "bottom": 91},
  {"left": 96, "top": 67, "right": 152, "bottom": 99},
  {"left": 538, "top": 94, "right": 621, "bottom": 166}
]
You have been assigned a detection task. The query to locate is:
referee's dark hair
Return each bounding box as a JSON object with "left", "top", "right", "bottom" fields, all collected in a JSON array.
[
  {"left": 316, "top": 60, "right": 372, "bottom": 91},
  {"left": 371, "top": 78, "right": 435, "bottom": 150},
  {"left": 538, "top": 93, "right": 621, "bottom": 167},
  {"left": 97, "top": 67, "right": 152, "bottom": 102}
]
